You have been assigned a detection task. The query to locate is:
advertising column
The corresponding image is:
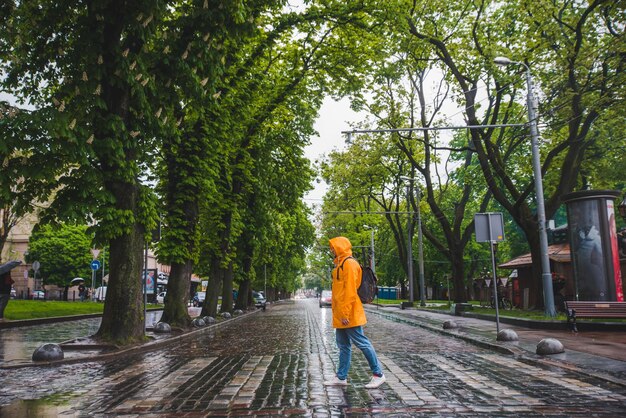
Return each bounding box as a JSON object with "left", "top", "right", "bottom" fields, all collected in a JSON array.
[{"left": 563, "top": 190, "right": 624, "bottom": 301}]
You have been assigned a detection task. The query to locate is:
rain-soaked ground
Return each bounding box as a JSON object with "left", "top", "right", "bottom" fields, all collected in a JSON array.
[
  {"left": 0, "top": 310, "right": 165, "bottom": 363},
  {"left": 1, "top": 300, "right": 625, "bottom": 417}
]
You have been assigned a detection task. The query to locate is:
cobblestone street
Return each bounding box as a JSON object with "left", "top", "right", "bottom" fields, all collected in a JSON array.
[{"left": 1, "top": 299, "right": 625, "bottom": 417}]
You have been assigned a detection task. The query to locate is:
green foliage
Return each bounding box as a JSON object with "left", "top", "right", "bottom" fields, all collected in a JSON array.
[{"left": 25, "top": 223, "right": 94, "bottom": 287}]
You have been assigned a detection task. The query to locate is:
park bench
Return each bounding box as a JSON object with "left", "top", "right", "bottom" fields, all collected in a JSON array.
[{"left": 564, "top": 300, "right": 626, "bottom": 332}]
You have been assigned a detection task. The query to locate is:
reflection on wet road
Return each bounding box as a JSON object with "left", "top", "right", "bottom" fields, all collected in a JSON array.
[{"left": 0, "top": 300, "right": 625, "bottom": 417}]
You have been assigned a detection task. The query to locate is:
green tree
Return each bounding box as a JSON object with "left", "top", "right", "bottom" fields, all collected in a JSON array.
[{"left": 25, "top": 224, "right": 93, "bottom": 287}]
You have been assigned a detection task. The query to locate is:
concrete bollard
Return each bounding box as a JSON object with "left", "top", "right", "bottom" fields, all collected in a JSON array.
[
  {"left": 203, "top": 316, "right": 216, "bottom": 324},
  {"left": 443, "top": 320, "right": 458, "bottom": 329},
  {"left": 233, "top": 309, "right": 244, "bottom": 316},
  {"left": 32, "top": 343, "right": 64, "bottom": 362},
  {"left": 154, "top": 322, "right": 171, "bottom": 333},
  {"left": 536, "top": 338, "right": 565, "bottom": 355},
  {"left": 192, "top": 318, "right": 206, "bottom": 327},
  {"left": 221, "top": 312, "right": 232, "bottom": 319},
  {"left": 496, "top": 329, "right": 519, "bottom": 342}
]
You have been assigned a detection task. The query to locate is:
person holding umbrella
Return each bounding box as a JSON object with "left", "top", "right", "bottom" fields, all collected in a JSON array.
[{"left": 0, "top": 260, "right": 20, "bottom": 321}]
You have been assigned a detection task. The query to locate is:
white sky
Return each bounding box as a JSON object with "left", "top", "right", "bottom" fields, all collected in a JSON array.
[{"left": 303, "top": 96, "right": 364, "bottom": 209}]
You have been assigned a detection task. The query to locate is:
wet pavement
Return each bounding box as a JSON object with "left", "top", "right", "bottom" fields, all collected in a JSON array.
[
  {"left": 0, "top": 310, "right": 165, "bottom": 363},
  {"left": 0, "top": 299, "right": 625, "bottom": 416}
]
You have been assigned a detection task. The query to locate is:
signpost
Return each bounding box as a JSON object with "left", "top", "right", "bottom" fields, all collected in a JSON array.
[
  {"left": 32, "top": 260, "right": 41, "bottom": 293},
  {"left": 475, "top": 213, "right": 505, "bottom": 333},
  {"left": 91, "top": 260, "right": 101, "bottom": 301}
]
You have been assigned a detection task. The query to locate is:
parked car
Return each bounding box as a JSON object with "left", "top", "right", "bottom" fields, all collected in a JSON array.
[
  {"left": 192, "top": 291, "right": 205, "bottom": 307},
  {"left": 253, "top": 291, "right": 266, "bottom": 309},
  {"left": 319, "top": 290, "right": 332, "bottom": 307},
  {"left": 157, "top": 291, "right": 166, "bottom": 304},
  {"left": 31, "top": 290, "right": 45, "bottom": 300}
]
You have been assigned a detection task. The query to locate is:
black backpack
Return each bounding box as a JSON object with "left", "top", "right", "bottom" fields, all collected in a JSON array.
[{"left": 339, "top": 256, "right": 378, "bottom": 304}]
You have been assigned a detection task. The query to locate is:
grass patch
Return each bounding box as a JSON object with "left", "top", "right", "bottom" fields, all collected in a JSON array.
[
  {"left": 4, "top": 300, "right": 163, "bottom": 321},
  {"left": 4, "top": 300, "right": 105, "bottom": 320}
]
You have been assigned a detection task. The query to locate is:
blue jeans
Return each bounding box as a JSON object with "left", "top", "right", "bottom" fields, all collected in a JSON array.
[{"left": 335, "top": 326, "right": 382, "bottom": 380}]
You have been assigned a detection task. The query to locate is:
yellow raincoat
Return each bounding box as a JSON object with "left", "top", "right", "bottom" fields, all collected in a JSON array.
[{"left": 329, "top": 237, "right": 366, "bottom": 329}]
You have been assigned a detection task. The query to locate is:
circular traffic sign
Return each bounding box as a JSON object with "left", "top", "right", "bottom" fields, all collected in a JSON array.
[
  {"left": 91, "top": 260, "right": 102, "bottom": 270},
  {"left": 32, "top": 261, "right": 41, "bottom": 271}
]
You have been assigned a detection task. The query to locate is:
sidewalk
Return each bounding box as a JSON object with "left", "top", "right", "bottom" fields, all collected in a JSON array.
[{"left": 367, "top": 304, "right": 626, "bottom": 387}]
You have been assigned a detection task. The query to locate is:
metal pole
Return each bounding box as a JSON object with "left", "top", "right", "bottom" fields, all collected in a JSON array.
[
  {"left": 102, "top": 247, "right": 105, "bottom": 289},
  {"left": 370, "top": 229, "right": 376, "bottom": 274},
  {"left": 487, "top": 215, "right": 500, "bottom": 333},
  {"left": 523, "top": 65, "right": 556, "bottom": 317},
  {"left": 416, "top": 187, "right": 426, "bottom": 307},
  {"left": 407, "top": 184, "right": 414, "bottom": 304},
  {"left": 143, "top": 241, "right": 148, "bottom": 335},
  {"left": 490, "top": 241, "right": 500, "bottom": 334},
  {"left": 264, "top": 264, "right": 267, "bottom": 298}
]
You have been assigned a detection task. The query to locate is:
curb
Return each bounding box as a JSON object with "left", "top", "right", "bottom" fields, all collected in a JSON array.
[{"left": 0, "top": 309, "right": 259, "bottom": 370}]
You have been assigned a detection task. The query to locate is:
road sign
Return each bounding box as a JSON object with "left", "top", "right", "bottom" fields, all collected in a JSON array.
[
  {"left": 32, "top": 261, "right": 40, "bottom": 271},
  {"left": 474, "top": 213, "right": 505, "bottom": 242},
  {"left": 91, "top": 260, "right": 102, "bottom": 271},
  {"left": 90, "top": 248, "right": 101, "bottom": 259}
]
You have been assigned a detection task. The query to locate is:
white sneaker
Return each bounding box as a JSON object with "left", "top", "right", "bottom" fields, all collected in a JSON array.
[
  {"left": 364, "top": 374, "right": 386, "bottom": 389},
  {"left": 323, "top": 376, "right": 348, "bottom": 386}
]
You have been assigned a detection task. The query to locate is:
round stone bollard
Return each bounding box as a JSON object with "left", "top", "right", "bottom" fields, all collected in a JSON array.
[
  {"left": 496, "top": 329, "right": 519, "bottom": 342},
  {"left": 32, "top": 343, "right": 64, "bottom": 362},
  {"left": 221, "top": 312, "right": 232, "bottom": 319},
  {"left": 536, "top": 338, "right": 565, "bottom": 355},
  {"left": 443, "top": 320, "right": 458, "bottom": 329},
  {"left": 233, "top": 309, "right": 244, "bottom": 316},
  {"left": 192, "top": 318, "right": 206, "bottom": 327},
  {"left": 153, "top": 322, "right": 171, "bottom": 333},
  {"left": 203, "top": 316, "right": 216, "bottom": 324}
]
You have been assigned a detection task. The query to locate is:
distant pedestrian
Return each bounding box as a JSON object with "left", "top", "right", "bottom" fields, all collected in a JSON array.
[
  {"left": 78, "top": 283, "right": 86, "bottom": 302},
  {"left": 323, "top": 236, "right": 386, "bottom": 389},
  {"left": 0, "top": 272, "right": 15, "bottom": 321}
]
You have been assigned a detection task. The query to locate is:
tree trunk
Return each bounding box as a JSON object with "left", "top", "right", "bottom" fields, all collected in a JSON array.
[
  {"left": 451, "top": 255, "right": 467, "bottom": 303},
  {"left": 527, "top": 232, "right": 544, "bottom": 309},
  {"left": 201, "top": 257, "right": 221, "bottom": 318},
  {"left": 160, "top": 261, "right": 192, "bottom": 327},
  {"left": 220, "top": 263, "right": 234, "bottom": 313},
  {"left": 96, "top": 182, "right": 145, "bottom": 344},
  {"left": 236, "top": 279, "right": 250, "bottom": 310}
]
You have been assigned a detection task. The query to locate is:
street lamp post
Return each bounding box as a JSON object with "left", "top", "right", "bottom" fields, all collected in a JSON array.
[
  {"left": 406, "top": 182, "right": 415, "bottom": 304},
  {"left": 415, "top": 186, "right": 426, "bottom": 307},
  {"left": 494, "top": 56, "right": 556, "bottom": 317},
  {"left": 400, "top": 176, "right": 426, "bottom": 306}
]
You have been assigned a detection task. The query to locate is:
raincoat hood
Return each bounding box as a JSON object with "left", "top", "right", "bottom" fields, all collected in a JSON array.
[{"left": 329, "top": 236, "right": 353, "bottom": 265}]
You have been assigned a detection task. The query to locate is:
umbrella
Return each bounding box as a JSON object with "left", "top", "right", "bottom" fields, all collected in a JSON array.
[
  {"left": 0, "top": 260, "right": 22, "bottom": 275},
  {"left": 70, "top": 277, "right": 85, "bottom": 285}
]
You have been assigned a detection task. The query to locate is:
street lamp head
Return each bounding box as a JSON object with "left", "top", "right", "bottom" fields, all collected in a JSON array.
[
  {"left": 344, "top": 132, "right": 353, "bottom": 145},
  {"left": 494, "top": 56, "right": 513, "bottom": 66}
]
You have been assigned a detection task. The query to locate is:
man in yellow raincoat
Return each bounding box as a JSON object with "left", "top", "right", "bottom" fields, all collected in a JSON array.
[{"left": 323, "top": 236, "right": 386, "bottom": 389}]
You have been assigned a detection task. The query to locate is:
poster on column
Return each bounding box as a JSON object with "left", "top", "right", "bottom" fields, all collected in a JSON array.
[
  {"left": 607, "top": 201, "right": 624, "bottom": 301},
  {"left": 142, "top": 269, "right": 157, "bottom": 295}
]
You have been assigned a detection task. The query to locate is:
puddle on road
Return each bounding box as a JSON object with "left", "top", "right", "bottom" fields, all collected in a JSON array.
[
  {"left": 0, "top": 311, "right": 164, "bottom": 363},
  {"left": 0, "top": 399, "right": 77, "bottom": 417}
]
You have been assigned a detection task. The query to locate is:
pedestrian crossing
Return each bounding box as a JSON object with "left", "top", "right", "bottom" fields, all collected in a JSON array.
[
  {"left": 479, "top": 354, "right": 626, "bottom": 402},
  {"left": 90, "top": 351, "right": 625, "bottom": 415}
]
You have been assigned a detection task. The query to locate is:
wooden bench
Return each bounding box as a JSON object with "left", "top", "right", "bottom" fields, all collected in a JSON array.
[{"left": 564, "top": 301, "right": 626, "bottom": 332}]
